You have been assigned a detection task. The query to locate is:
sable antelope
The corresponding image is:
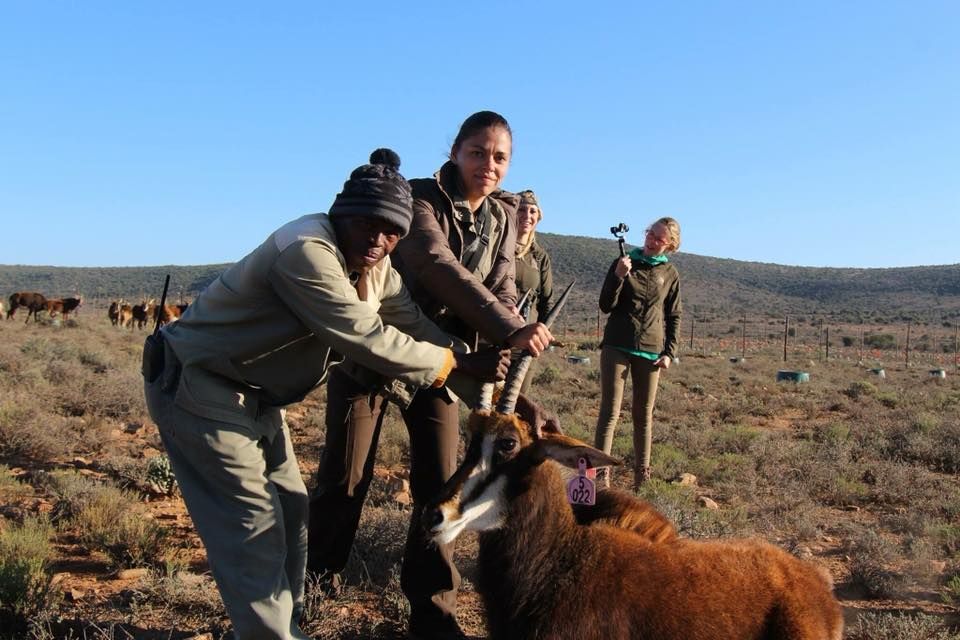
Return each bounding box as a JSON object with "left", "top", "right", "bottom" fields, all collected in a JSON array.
[
  {"left": 118, "top": 303, "right": 134, "bottom": 329},
  {"left": 7, "top": 291, "right": 48, "bottom": 323},
  {"left": 45, "top": 296, "right": 83, "bottom": 320},
  {"left": 108, "top": 299, "right": 124, "bottom": 326},
  {"left": 152, "top": 302, "right": 187, "bottom": 326},
  {"left": 424, "top": 375, "right": 842, "bottom": 640},
  {"left": 131, "top": 299, "right": 154, "bottom": 330}
]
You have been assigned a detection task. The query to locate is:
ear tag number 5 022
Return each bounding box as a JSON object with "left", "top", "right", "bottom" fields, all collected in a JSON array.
[{"left": 567, "top": 457, "right": 596, "bottom": 506}]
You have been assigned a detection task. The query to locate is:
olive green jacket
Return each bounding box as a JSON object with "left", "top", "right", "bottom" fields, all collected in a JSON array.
[
  {"left": 515, "top": 239, "right": 554, "bottom": 324},
  {"left": 599, "top": 258, "right": 682, "bottom": 359}
]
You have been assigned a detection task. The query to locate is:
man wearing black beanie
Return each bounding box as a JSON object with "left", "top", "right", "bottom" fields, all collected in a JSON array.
[{"left": 144, "top": 150, "right": 509, "bottom": 640}]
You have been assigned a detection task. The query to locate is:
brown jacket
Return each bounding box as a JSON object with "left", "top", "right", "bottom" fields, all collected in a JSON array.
[
  {"left": 599, "top": 257, "right": 682, "bottom": 359},
  {"left": 394, "top": 161, "right": 524, "bottom": 345}
]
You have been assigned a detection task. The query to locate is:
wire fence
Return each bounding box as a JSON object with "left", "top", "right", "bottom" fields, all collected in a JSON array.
[{"left": 572, "top": 311, "right": 960, "bottom": 372}]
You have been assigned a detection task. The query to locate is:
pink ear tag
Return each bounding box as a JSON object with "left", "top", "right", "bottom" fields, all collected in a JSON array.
[{"left": 566, "top": 457, "right": 596, "bottom": 506}]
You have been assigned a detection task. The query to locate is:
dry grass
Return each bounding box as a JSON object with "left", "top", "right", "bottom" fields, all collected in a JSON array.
[{"left": 1, "top": 317, "right": 960, "bottom": 637}]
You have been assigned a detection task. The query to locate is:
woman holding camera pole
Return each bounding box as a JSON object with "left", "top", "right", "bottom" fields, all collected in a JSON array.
[{"left": 594, "top": 217, "right": 682, "bottom": 489}]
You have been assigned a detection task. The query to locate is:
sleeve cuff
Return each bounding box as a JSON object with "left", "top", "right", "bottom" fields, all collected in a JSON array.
[{"left": 431, "top": 349, "right": 456, "bottom": 388}]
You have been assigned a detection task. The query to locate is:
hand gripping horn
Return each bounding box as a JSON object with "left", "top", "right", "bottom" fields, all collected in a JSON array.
[
  {"left": 475, "top": 289, "right": 532, "bottom": 412},
  {"left": 495, "top": 279, "right": 575, "bottom": 415}
]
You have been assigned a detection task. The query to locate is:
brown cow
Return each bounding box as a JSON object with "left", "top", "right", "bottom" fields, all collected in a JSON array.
[
  {"left": 45, "top": 296, "right": 84, "bottom": 321},
  {"left": 7, "top": 292, "right": 48, "bottom": 323}
]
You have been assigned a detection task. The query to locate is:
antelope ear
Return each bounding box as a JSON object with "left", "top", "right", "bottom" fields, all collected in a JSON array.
[
  {"left": 537, "top": 433, "right": 622, "bottom": 470},
  {"left": 514, "top": 393, "right": 563, "bottom": 437}
]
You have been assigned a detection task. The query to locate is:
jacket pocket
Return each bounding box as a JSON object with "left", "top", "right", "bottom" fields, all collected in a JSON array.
[{"left": 174, "top": 366, "right": 268, "bottom": 436}]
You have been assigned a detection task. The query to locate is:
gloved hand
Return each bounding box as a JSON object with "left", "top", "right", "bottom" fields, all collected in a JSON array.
[{"left": 453, "top": 347, "right": 511, "bottom": 382}]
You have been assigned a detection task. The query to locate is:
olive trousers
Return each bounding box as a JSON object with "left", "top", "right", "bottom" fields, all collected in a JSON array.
[
  {"left": 145, "top": 373, "right": 309, "bottom": 640},
  {"left": 594, "top": 345, "right": 661, "bottom": 473}
]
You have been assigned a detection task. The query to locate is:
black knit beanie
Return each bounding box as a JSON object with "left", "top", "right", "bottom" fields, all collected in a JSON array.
[{"left": 328, "top": 148, "right": 414, "bottom": 237}]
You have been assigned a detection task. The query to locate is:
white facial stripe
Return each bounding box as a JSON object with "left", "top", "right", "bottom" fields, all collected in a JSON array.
[
  {"left": 459, "top": 433, "right": 495, "bottom": 499},
  {"left": 431, "top": 433, "right": 506, "bottom": 545},
  {"left": 434, "top": 476, "right": 507, "bottom": 545}
]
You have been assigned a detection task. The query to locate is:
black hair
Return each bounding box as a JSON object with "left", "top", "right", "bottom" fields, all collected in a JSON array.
[{"left": 451, "top": 111, "right": 512, "bottom": 152}]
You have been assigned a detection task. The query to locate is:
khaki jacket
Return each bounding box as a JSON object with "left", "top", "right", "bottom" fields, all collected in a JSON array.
[
  {"left": 164, "top": 214, "right": 454, "bottom": 433},
  {"left": 599, "top": 258, "right": 682, "bottom": 359},
  {"left": 394, "top": 162, "right": 524, "bottom": 345}
]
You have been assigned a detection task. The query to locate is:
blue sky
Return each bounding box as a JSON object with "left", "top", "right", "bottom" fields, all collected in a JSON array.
[{"left": 1, "top": 2, "right": 957, "bottom": 268}]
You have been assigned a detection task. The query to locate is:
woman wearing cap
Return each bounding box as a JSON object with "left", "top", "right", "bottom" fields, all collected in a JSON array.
[
  {"left": 144, "top": 149, "right": 508, "bottom": 640},
  {"left": 308, "top": 112, "right": 552, "bottom": 640},
  {"left": 514, "top": 189, "right": 554, "bottom": 393},
  {"left": 594, "top": 217, "right": 682, "bottom": 490}
]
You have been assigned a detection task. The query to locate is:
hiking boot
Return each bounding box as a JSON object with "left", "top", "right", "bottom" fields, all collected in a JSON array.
[{"left": 633, "top": 466, "right": 652, "bottom": 490}]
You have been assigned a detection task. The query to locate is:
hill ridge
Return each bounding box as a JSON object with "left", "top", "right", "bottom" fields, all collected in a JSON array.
[{"left": 3, "top": 232, "right": 959, "bottom": 324}]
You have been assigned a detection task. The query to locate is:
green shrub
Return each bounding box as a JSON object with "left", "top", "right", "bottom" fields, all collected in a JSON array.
[
  {"left": 848, "top": 529, "right": 906, "bottom": 599},
  {"left": 72, "top": 483, "right": 170, "bottom": 569},
  {"left": 912, "top": 411, "right": 941, "bottom": 434},
  {"left": 813, "top": 422, "right": 850, "bottom": 445},
  {"left": 929, "top": 524, "right": 960, "bottom": 557},
  {"left": 943, "top": 574, "right": 960, "bottom": 606},
  {"left": 0, "top": 516, "right": 55, "bottom": 617},
  {"left": 710, "top": 425, "right": 761, "bottom": 454},
  {"left": 533, "top": 365, "right": 560, "bottom": 385},
  {"left": 875, "top": 391, "right": 898, "bottom": 408},
  {"left": 650, "top": 443, "right": 689, "bottom": 480},
  {"left": 850, "top": 611, "right": 958, "bottom": 639},
  {"left": 845, "top": 381, "right": 878, "bottom": 399},
  {"left": 146, "top": 454, "right": 177, "bottom": 495},
  {"left": 0, "top": 466, "right": 31, "bottom": 501},
  {"left": 863, "top": 333, "right": 897, "bottom": 350}
]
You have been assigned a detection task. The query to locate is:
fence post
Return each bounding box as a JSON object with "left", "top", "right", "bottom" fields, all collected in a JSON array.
[
  {"left": 905, "top": 323, "right": 911, "bottom": 368},
  {"left": 783, "top": 315, "right": 789, "bottom": 362},
  {"left": 741, "top": 313, "right": 747, "bottom": 358}
]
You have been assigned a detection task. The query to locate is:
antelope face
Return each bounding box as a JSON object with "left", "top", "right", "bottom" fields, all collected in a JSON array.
[{"left": 424, "top": 411, "right": 534, "bottom": 545}]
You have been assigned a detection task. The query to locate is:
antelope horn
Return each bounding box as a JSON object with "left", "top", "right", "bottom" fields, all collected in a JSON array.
[
  {"left": 496, "top": 280, "right": 575, "bottom": 414},
  {"left": 473, "top": 291, "right": 532, "bottom": 411},
  {"left": 476, "top": 383, "right": 495, "bottom": 411}
]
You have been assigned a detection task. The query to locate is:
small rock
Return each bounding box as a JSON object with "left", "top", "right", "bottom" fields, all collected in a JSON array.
[
  {"left": 393, "top": 491, "right": 412, "bottom": 507},
  {"left": 794, "top": 546, "right": 814, "bottom": 559},
  {"left": 929, "top": 560, "right": 947, "bottom": 574},
  {"left": 675, "top": 473, "right": 698, "bottom": 487},
  {"left": 51, "top": 572, "right": 71, "bottom": 586},
  {"left": 698, "top": 496, "right": 719, "bottom": 510},
  {"left": 68, "top": 588, "right": 86, "bottom": 602},
  {"left": 116, "top": 568, "right": 150, "bottom": 581}
]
